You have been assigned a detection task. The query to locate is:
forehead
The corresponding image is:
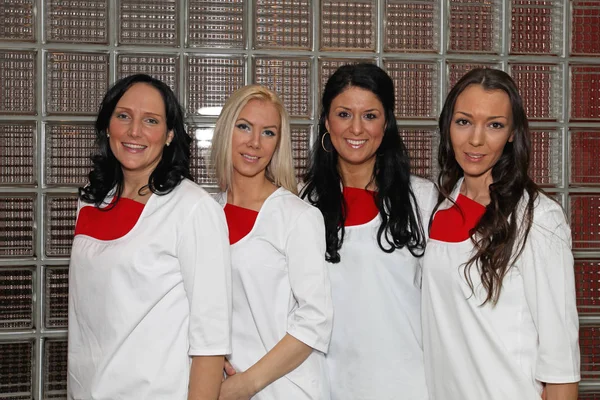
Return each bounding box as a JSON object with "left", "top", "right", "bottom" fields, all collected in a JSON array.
[
  {"left": 239, "top": 98, "right": 280, "bottom": 121},
  {"left": 332, "top": 86, "right": 383, "bottom": 109},
  {"left": 455, "top": 84, "right": 511, "bottom": 113},
  {"left": 116, "top": 82, "right": 166, "bottom": 113}
]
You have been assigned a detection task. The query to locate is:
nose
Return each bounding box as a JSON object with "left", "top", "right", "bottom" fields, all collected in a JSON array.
[
  {"left": 247, "top": 130, "right": 260, "bottom": 149},
  {"left": 128, "top": 119, "right": 142, "bottom": 138},
  {"left": 349, "top": 116, "right": 363, "bottom": 136},
  {"left": 468, "top": 123, "right": 484, "bottom": 147}
]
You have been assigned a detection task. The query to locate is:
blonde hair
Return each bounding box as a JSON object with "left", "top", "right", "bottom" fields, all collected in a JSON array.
[{"left": 210, "top": 85, "right": 297, "bottom": 194}]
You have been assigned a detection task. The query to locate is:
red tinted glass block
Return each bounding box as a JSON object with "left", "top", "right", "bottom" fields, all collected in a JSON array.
[
  {"left": 571, "top": 0, "right": 600, "bottom": 55},
  {"left": 384, "top": 0, "right": 440, "bottom": 52},
  {"left": 570, "top": 130, "right": 600, "bottom": 185},
  {"left": 0, "top": 122, "right": 36, "bottom": 185},
  {"left": 510, "top": 63, "right": 561, "bottom": 121},
  {"left": 579, "top": 395, "right": 600, "bottom": 400},
  {"left": 318, "top": 58, "right": 377, "bottom": 100},
  {"left": 45, "top": 196, "right": 78, "bottom": 257},
  {"left": 45, "top": 266, "right": 69, "bottom": 329},
  {"left": 581, "top": 325, "right": 600, "bottom": 379},
  {"left": 43, "top": 340, "right": 67, "bottom": 399},
  {"left": 45, "top": 123, "right": 95, "bottom": 187},
  {"left": 570, "top": 194, "right": 600, "bottom": 250},
  {"left": 384, "top": 60, "right": 439, "bottom": 119},
  {"left": 399, "top": 128, "right": 437, "bottom": 180},
  {"left": 0, "top": 268, "right": 34, "bottom": 329},
  {"left": 0, "top": 196, "right": 35, "bottom": 257},
  {"left": 446, "top": 62, "right": 501, "bottom": 92},
  {"left": 571, "top": 65, "right": 600, "bottom": 121},
  {"left": 529, "top": 129, "right": 562, "bottom": 187},
  {"left": 448, "top": 0, "right": 501, "bottom": 54},
  {"left": 510, "top": 0, "right": 562, "bottom": 55},
  {"left": 0, "top": 341, "right": 33, "bottom": 398},
  {"left": 320, "top": 0, "right": 376, "bottom": 51},
  {"left": 576, "top": 259, "right": 600, "bottom": 313}
]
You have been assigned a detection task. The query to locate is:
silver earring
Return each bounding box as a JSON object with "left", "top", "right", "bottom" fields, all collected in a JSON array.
[{"left": 106, "top": 133, "right": 110, "bottom": 138}]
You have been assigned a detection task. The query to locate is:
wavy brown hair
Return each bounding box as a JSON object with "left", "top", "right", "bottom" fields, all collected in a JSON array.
[{"left": 436, "top": 68, "right": 540, "bottom": 304}]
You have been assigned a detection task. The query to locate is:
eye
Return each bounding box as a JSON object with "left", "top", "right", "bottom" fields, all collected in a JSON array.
[
  {"left": 236, "top": 123, "right": 250, "bottom": 131},
  {"left": 364, "top": 112, "right": 378, "bottom": 120},
  {"left": 337, "top": 111, "right": 350, "bottom": 118},
  {"left": 490, "top": 121, "right": 505, "bottom": 129},
  {"left": 454, "top": 118, "right": 470, "bottom": 126},
  {"left": 115, "top": 112, "right": 129, "bottom": 120},
  {"left": 145, "top": 118, "right": 159, "bottom": 125},
  {"left": 262, "top": 129, "right": 276, "bottom": 137}
]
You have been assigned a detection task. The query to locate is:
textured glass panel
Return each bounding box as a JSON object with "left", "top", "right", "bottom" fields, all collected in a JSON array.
[
  {"left": 576, "top": 260, "right": 600, "bottom": 313},
  {"left": 0, "top": 122, "right": 35, "bottom": 186},
  {"left": 46, "top": 0, "right": 108, "bottom": 44},
  {"left": 580, "top": 394, "right": 600, "bottom": 400},
  {"left": 318, "top": 57, "right": 377, "bottom": 99},
  {"left": 43, "top": 340, "right": 67, "bottom": 399},
  {"left": 510, "top": 63, "right": 561, "bottom": 121},
  {"left": 0, "top": 0, "right": 35, "bottom": 41},
  {"left": 571, "top": 65, "right": 600, "bottom": 121},
  {"left": 118, "top": 0, "right": 178, "bottom": 46},
  {"left": 117, "top": 53, "right": 179, "bottom": 93},
  {"left": 45, "top": 196, "right": 77, "bottom": 257},
  {"left": 187, "top": 0, "right": 244, "bottom": 48},
  {"left": 0, "top": 268, "right": 33, "bottom": 329},
  {"left": 44, "top": 267, "right": 69, "bottom": 329},
  {"left": 448, "top": 0, "right": 501, "bottom": 53},
  {"left": 320, "top": 0, "right": 376, "bottom": 51},
  {"left": 0, "top": 196, "right": 34, "bottom": 257},
  {"left": 529, "top": 129, "right": 562, "bottom": 187},
  {"left": 571, "top": 130, "right": 600, "bottom": 185},
  {"left": 570, "top": 194, "right": 600, "bottom": 250},
  {"left": 291, "top": 125, "right": 311, "bottom": 180},
  {"left": 254, "top": 57, "right": 312, "bottom": 119},
  {"left": 446, "top": 62, "right": 501, "bottom": 92},
  {"left": 581, "top": 326, "right": 600, "bottom": 379},
  {"left": 510, "top": 0, "right": 562, "bottom": 55},
  {"left": 186, "top": 56, "right": 244, "bottom": 116},
  {"left": 384, "top": 0, "right": 440, "bottom": 52},
  {"left": 45, "top": 123, "right": 95, "bottom": 187},
  {"left": 189, "top": 126, "right": 216, "bottom": 186},
  {"left": 571, "top": 0, "right": 600, "bottom": 55},
  {"left": 398, "top": 128, "right": 437, "bottom": 180},
  {"left": 0, "top": 341, "right": 33, "bottom": 398},
  {"left": 46, "top": 52, "right": 109, "bottom": 115},
  {"left": 255, "top": 0, "right": 311, "bottom": 50},
  {"left": 384, "top": 60, "right": 439, "bottom": 119},
  {"left": 0, "top": 50, "right": 36, "bottom": 115}
]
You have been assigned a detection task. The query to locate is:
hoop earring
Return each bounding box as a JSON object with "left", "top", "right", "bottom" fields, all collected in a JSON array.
[{"left": 321, "top": 132, "right": 332, "bottom": 153}]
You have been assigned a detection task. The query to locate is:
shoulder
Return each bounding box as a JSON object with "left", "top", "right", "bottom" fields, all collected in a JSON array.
[
  {"left": 409, "top": 175, "right": 438, "bottom": 207},
  {"left": 265, "top": 188, "right": 324, "bottom": 227},
  {"left": 531, "top": 192, "right": 569, "bottom": 230},
  {"left": 155, "top": 179, "right": 220, "bottom": 214}
]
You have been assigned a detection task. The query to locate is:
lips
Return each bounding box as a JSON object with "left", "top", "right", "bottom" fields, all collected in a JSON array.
[
  {"left": 464, "top": 152, "right": 484, "bottom": 162},
  {"left": 346, "top": 138, "right": 367, "bottom": 149},
  {"left": 241, "top": 153, "right": 259, "bottom": 162},
  {"left": 122, "top": 142, "right": 147, "bottom": 153}
]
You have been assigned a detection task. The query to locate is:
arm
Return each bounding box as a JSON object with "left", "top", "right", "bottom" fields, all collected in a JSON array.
[
  {"left": 544, "top": 383, "right": 578, "bottom": 400},
  {"left": 189, "top": 356, "right": 225, "bottom": 400}
]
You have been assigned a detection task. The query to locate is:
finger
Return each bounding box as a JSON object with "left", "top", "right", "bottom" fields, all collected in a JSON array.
[{"left": 224, "top": 359, "right": 237, "bottom": 376}]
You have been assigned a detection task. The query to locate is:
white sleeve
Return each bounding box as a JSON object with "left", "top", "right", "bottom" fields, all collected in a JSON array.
[
  {"left": 517, "top": 204, "right": 580, "bottom": 383},
  {"left": 285, "top": 206, "right": 333, "bottom": 354},
  {"left": 177, "top": 196, "right": 232, "bottom": 356}
]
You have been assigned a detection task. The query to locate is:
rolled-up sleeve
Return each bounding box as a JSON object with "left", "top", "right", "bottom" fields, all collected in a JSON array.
[
  {"left": 177, "top": 196, "right": 232, "bottom": 356},
  {"left": 285, "top": 206, "right": 333, "bottom": 354}
]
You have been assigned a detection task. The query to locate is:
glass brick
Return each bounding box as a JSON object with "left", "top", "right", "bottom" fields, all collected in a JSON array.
[
  {"left": 0, "top": 268, "right": 33, "bottom": 330},
  {"left": 186, "top": 56, "right": 245, "bottom": 116},
  {"left": 45, "top": 195, "right": 78, "bottom": 257},
  {"left": 318, "top": 57, "right": 377, "bottom": 100},
  {"left": 187, "top": 0, "right": 244, "bottom": 48},
  {"left": 118, "top": 0, "right": 178, "bottom": 46},
  {"left": 575, "top": 259, "right": 600, "bottom": 313},
  {"left": 384, "top": 0, "right": 440, "bottom": 52},
  {"left": 0, "top": 341, "right": 33, "bottom": 398},
  {"left": 46, "top": 0, "right": 108, "bottom": 44},
  {"left": 45, "top": 123, "right": 95, "bottom": 187},
  {"left": 0, "top": 0, "right": 35, "bottom": 41},
  {"left": 571, "top": 0, "right": 600, "bottom": 55},
  {"left": 254, "top": 57, "right": 312, "bottom": 119},
  {"left": 510, "top": 63, "right": 562, "bottom": 121},
  {"left": 46, "top": 51, "right": 109, "bottom": 115},
  {"left": 398, "top": 128, "right": 437, "bottom": 180},
  {"left": 189, "top": 125, "right": 216, "bottom": 186},
  {"left": 529, "top": 129, "right": 562, "bottom": 187},
  {"left": 117, "top": 53, "right": 179, "bottom": 93},
  {"left": 0, "top": 196, "right": 35, "bottom": 258},
  {"left": 43, "top": 340, "right": 67, "bottom": 399},
  {"left": 291, "top": 125, "right": 311, "bottom": 180},
  {"left": 446, "top": 62, "right": 502, "bottom": 92},
  {"left": 0, "top": 50, "right": 36, "bottom": 115},
  {"left": 581, "top": 326, "right": 600, "bottom": 379},
  {"left": 44, "top": 267, "right": 69, "bottom": 329},
  {"left": 255, "top": 0, "right": 311, "bottom": 50},
  {"left": 571, "top": 65, "right": 600, "bottom": 121},
  {"left": 0, "top": 122, "right": 36, "bottom": 186},
  {"left": 570, "top": 194, "right": 600, "bottom": 250},
  {"left": 510, "top": 0, "right": 562, "bottom": 55},
  {"left": 570, "top": 130, "right": 600, "bottom": 185},
  {"left": 384, "top": 60, "right": 439, "bottom": 119},
  {"left": 579, "top": 394, "right": 600, "bottom": 400},
  {"left": 448, "top": 0, "right": 501, "bottom": 54},
  {"left": 320, "top": 0, "right": 376, "bottom": 51}
]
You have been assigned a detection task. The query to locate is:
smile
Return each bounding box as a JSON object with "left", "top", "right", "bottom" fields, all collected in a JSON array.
[
  {"left": 122, "top": 142, "right": 147, "bottom": 152},
  {"left": 465, "top": 152, "right": 484, "bottom": 161},
  {"left": 346, "top": 138, "right": 367, "bottom": 149},
  {"left": 242, "top": 153, "right": 259, "bottom": 162}
]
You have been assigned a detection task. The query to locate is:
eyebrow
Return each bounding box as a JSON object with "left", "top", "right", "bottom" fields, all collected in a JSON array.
[
  {"left": 236, "top": 118, "right": 279, "bottom": 130},
  {"left": 114, "top": 107, "right": 164, "bottom": 118},
  {"left": 455, "top": 111, "right": 508, "bottom": 120},
  {"left": 336, "top": 106, "right": 381, "bottom": 113}
]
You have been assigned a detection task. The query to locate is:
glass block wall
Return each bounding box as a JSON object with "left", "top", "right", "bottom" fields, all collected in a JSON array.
[{"left": 0, "top": 0, "right": 598, "bottom": 398}]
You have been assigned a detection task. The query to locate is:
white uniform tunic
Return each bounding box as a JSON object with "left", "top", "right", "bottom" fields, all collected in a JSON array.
[
  {"left": 68, "top": 179, "right": 232, "bottom": 400},
  {"left": 326, "top": 176, "right": 437, "bottom": 400},
  {"left": 422, "top": 179, "right": 580, "bottom": 400},
  {"left": 219, "top": 187, "right": 333, "bottom": 400}
]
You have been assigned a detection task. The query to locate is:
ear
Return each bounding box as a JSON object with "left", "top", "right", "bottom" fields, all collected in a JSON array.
[
  {"left": 508, "top": 131, "right": 515, "bottom": 143},
  {"left": 166, "top": 130, "right": 174, "bottom": 145},
  {"left": 325, "top": 118, "right": 330, "bottom": 133}
]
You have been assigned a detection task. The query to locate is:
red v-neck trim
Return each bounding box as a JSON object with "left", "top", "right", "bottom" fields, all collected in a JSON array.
[
  {"left": 75, "top": 197, "right": 145, "bottom": 240},
  {"left": 224, "top": 203, "right": 259, "bottom": 245},
  {"left": 430, "top": 194, "right": 486, "bottom": 242},
  {"left": 343, "top": 187, "right": 379, "bottom": 227}
]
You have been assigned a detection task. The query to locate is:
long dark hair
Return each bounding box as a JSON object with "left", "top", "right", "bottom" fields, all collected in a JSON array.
[
  {"left": 79, "top": 74, "right": 192, "bottom": 206},
  {"left": 301, "top": 63, "right": 426, "bottom": 263},
  {"left": 436, "top": 68, "right": 539, "bottom": 304}
]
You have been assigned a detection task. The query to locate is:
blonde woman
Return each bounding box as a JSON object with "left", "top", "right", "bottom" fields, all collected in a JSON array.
[{"left": 211, "top": 85, "right": 333, "bottom": 400}]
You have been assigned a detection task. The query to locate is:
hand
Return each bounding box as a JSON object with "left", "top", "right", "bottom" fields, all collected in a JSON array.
[
  {"left": 218, "top": 372, "right": 255, "bottom": 400},
  {"left": 224, "top": 359, "right": 237, "bottom": 377}
]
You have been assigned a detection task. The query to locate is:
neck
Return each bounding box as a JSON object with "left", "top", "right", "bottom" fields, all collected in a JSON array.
[
  {"left": 228, "top": 172, "right": 277, "bottom": 211},
  {"left": 122, "top": 170, "right": 152, "bottom": 203},
  {"left": 338, "top": 157, "right": 377, "bottom": 190},
  {"left": 461, "top": 172, "right": 493, "bottom": 205}
]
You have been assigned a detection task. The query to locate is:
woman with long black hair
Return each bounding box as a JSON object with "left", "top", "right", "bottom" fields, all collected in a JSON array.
[
  {"left": 301, "top": 63, "right": 436, "bottom": 399},
  {"left": 422, "top": 68, "right": 580, "bottom": 399}
]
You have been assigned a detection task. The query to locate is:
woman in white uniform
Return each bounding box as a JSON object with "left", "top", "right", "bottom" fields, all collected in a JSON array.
[
  {"left": 301, "top": 63, "right": 436, "bottom": 400},
  {"left": 68, "top": 74, "right": 232, "bottom": 400},
  {"left": 422, "top": 68, "right": 580, "bottom": 400},
  {"left": 211, "top": 85, "right": 333, "bottom": 400}
]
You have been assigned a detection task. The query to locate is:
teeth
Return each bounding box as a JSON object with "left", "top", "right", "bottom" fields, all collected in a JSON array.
[
  {"left": 467, "top": 153, "right": 483, "bottom": 159},
  {"left": 123, "top": 143, "right": 146, "bottom": 149},
  {"left": 347, "top": 139, "right": 367, "bottom": 146},
  {"left": 242, "top": 154, "right": 258, "bottom": 160}
]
